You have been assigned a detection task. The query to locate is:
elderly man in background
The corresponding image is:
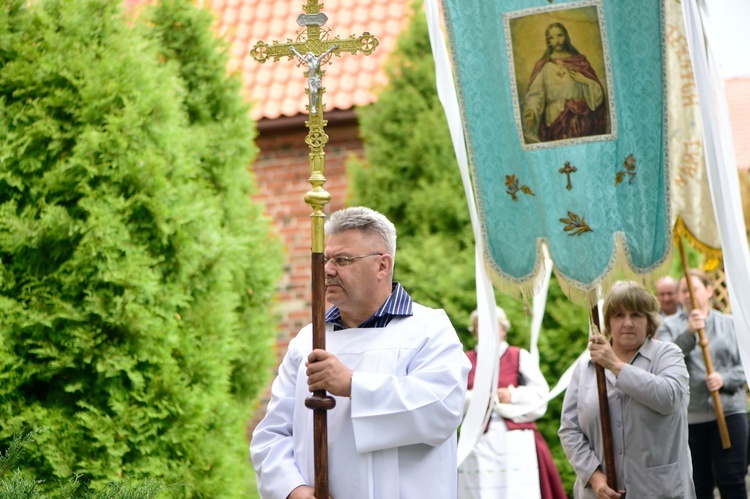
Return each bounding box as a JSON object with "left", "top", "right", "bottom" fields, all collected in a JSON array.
[{"left": 655, "top": 276, "right": 682, "bottom": 317}]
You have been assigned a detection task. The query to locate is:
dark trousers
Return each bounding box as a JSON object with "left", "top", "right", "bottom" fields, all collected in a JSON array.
[{"left": 689, "top": 413, "right": 749, "bottom": 499}]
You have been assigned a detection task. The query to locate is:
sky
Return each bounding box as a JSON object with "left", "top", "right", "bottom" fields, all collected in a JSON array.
[{"left": 704, "top": 0, "right": 750, "bottom": 78}]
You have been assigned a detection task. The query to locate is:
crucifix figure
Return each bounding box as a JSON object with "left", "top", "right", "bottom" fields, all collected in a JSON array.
[
  {"left": 250, "top": 3, "right": 378, "bottom": 498},
  {"left": 290, "top": 44, "right": 338, "bottom": 115},
  {"left": 559, "top": 161, "right": 577, "bottom": 190}
]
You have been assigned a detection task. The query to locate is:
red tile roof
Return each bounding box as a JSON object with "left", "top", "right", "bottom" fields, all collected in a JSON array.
[
  {"left": 726, "top": 77, "right": 750, "bottom": 170},
  {"left": 202, "top": 0, "right": 412, "bottom": 121}
]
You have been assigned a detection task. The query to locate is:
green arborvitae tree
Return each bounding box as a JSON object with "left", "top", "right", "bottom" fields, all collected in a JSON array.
[
  {"left": 145, "top": 0, "right": 282, "bottom": 422},
  {"left": 0, "top": 429, "right": 175, "bottom": 498},
  {"left": 348, "top": 2, "right": 588, "bottom": 493},
  {"left": 0, "top": 0, "right": 281, "bottom": 496}
]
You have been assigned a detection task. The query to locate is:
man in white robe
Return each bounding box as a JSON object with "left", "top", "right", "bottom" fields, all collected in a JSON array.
[{"left": 251, "top": 206, "right": 470, "bottom": 499}]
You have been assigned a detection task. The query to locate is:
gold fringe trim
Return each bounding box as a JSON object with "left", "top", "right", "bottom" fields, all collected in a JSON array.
[
  {"left": 485, "top": 240, "right": 552, "bottom": 309},
  {"left": 703, "top": 257, "right": 721, "bottom": 272},
  {"left": 673, "top": 217, "right": 723, "bottom": 261},
  {"left": 484, "top": 234, "right": 674, "bottom": 309}
]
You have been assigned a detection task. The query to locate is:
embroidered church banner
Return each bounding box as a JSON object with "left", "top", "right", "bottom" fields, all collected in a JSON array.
[
  {"left": 442, "top": 0, "right": 671, "bottom": 301},
  {"left": 664, "top": 0, "right": 721, "bottom": 258}
]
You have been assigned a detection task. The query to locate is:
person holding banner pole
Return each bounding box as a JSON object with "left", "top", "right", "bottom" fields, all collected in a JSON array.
[
  {"left": 656, "top": 269, "right": 748, "bottom": 499},
  {"left": 560, "top": 281, "right": 694, "bottom": 498},
  {"left": 458, "top": 306, "right": 566, "bottom": 499}
]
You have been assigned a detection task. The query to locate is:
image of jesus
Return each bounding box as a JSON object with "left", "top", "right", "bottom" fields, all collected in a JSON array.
[{"left": 522, "top": 22, "right": 607, "bottom": 144}]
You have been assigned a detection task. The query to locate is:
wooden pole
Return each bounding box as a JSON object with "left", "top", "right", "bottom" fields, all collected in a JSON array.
[
  {"left": 677, "top": 237, "right": 731, "bottom": 449},
  {"left": 591, "top": 305, "right": 618, "bottom": 489},
  {"left": 304, "top": 252, "right": 335, "bottom": 496}
]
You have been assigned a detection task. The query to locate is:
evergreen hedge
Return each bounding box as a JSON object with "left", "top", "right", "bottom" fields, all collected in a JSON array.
[
  {"left": 0, "top": 429, "right": 176, "bottom": 498},
  {"left": 347, "top": 2, "right": 589, "bottom": 494},
  {"left": 0, "top": 0, "right": 281, "bottom": 496}
]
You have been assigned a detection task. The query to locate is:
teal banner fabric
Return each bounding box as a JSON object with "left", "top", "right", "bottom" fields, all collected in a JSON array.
[{"left": 443, "top": 0, "right": 670, "bottom": 298}]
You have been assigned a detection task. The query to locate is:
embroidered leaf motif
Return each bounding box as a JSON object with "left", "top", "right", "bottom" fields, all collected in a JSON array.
[
  {"left": 624, "top": 154, "right": 636, "bottom": 171},
  {"left": 505, "top": 174, "right": 534, "bottom": 201},
  {"left": 559, "top": 211, "right": 593, "bottom": 236},
  {"left": 615, "top": 154, "right": 637, "bottom": 185}
]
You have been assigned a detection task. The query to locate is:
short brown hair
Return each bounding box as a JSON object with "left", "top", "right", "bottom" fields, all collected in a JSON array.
[{"left": 603, "top": 281, "right": 662, "bottom": 338}]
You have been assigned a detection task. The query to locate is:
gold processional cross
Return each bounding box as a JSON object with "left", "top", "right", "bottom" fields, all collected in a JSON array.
[{"left": 250, "top": 3, "right": 378, "bottom": 497}]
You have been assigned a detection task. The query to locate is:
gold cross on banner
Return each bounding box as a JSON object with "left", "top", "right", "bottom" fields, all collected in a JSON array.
[{"left": 559, "top": 161, "right": 578, "bottom": 191}]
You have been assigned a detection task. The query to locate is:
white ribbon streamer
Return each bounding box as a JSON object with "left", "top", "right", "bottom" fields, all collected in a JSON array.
[
  {"left": 681, "top": 0, "right": 750, "bottom": 382},
  {"left": 423, "top": 0, "right": 500, "bottom": 466}
]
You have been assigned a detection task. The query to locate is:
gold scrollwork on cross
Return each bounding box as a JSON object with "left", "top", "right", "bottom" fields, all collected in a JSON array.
[{"left": 250, "top": 0, "right": 378, "bottom": 252}]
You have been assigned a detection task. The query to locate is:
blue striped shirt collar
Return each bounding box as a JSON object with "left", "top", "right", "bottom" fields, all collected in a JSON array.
[{"left": 325, "top": 282, "right": 413, "bottom": 330}]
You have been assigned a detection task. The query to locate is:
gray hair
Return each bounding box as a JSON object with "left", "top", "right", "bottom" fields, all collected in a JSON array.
[
  {"left": 325, "top": 207, "right": 397, "bottom": 262},
  {"left": 469, "top": 306, "right": 511, "bottom": 333}
]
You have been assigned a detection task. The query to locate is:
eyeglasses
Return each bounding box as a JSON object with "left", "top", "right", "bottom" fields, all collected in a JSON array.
[{"left": 323, "top": 253, "right": 383, "bottom": 267}]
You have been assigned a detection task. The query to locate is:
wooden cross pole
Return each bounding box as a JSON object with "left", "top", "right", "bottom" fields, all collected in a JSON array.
[{"left": 251, "top": 3, "right": 378, "bottom": 497}]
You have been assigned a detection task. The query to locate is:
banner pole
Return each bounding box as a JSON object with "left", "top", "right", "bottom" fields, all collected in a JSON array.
[{"left": 677, "top": 236, "right": 731, "bottom": 449}]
